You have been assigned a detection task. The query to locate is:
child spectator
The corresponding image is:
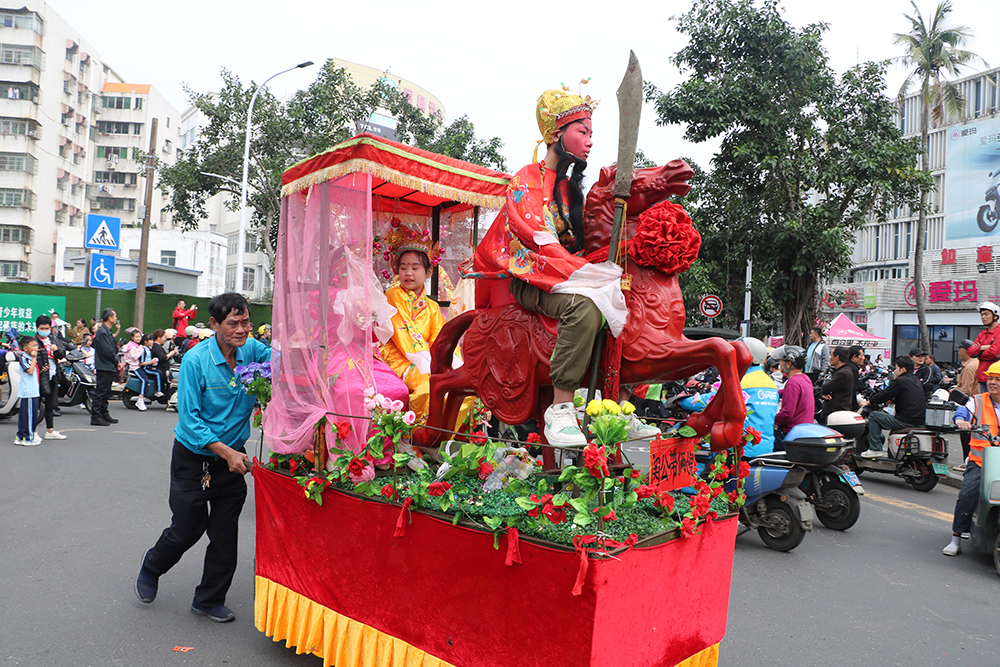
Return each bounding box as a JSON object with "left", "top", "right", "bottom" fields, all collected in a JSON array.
[{"left": 15, "top": 336, "right": 40, "bottom": 446}]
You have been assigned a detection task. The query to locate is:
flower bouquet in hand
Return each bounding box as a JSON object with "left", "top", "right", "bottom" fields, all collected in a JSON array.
[{"left": 230, "top": 361, "right": 271, "bottom": 427}]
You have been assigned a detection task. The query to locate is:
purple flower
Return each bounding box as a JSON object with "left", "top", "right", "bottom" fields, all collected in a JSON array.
[
  {"left": 234, "top": 365, "right": 247, "bottom": 375},
  {"left": 247, "top": 362, "right": 262, "bottom": 372}
]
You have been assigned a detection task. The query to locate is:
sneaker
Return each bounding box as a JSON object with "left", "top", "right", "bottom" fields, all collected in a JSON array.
[
  {"left": 543, "top": 403, "right": 587, "bottom": 448},
  {"left": 952, "top": 463, "right": 967, "bottom": 473},
  {"left": 860, "top": 449, "right": 883, "bottom": 459},
  {"left": 624, "top": 412, "right": 660, "bottom": 440},
  {"left": 942, "top": 540, "right": 961, "bottom": 556},
  {"left": 190, "top": 598, "right": 235, "bottom": 623},
  {"left": 154, "top": 391, "right": 164, "bottom": 398},
  {"left": 135, "top": 549, "right": 158, "bottom": 604},
  {"left": 136, "top": 397, "right": 147, "bottom": 411},
  {"left": 44, "top": 431, "right": 67, "bottom": 440},
  {"left": 28, "top": 435, "right": 42, "bottom": 446},
  {"left": 12, "top": 437, "right": 25, "bottom": 446}
]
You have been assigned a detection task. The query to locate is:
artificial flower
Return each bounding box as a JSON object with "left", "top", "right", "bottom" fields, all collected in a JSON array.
[
  {"left": 745, "top": 427, "right": 762, "bottom": 445},
  {"left": 586, "top": 400, "right": 604, "bottom": 417},
  {"left": 380, "top": 484, "right": 396, "bottom": 500},
  {"left": 630, "top": 468, "right": 643, "bottom": 479},
  {"left": 363, "top": 386, "right": 376, "bottom": 399},
  {"left": 621, "top": 401, "right": 636, "bottom": 415},
  {"left": 592, "top": 506, "right": 617, "bottom": 521},
  {"left": 583, "top": 443, "right": 609, "bottom": 478},
  {"left": 602, "top": 399, "right": 621, "bottom": 414},
  {"left": 335, "top": 421, "right": 352, "bottom": 441},
  {"left": 655, "top": 492, "right": 676, "bottom": 511},
  {"left": 680, "top": 517, "right": 699, "bottom": 538},
  {"left": 634, "top": 484, "right": 656, "bottom": 499},
  {"left": 478, "top": 461, "right": 494, "bottom": 481},
  {"left": 428, "top": 481, "right": 452, "bottom": 496},
  {"left": 690, "top": 494, "right": 711, "bottom": 518},
  {"left": 738, "top": 460, "right": 751, "bottom": 479},
  {"left": 347, "top": 457, "right": 367, "bottom": 478},
  {"left": 390, "top": 399, "right": 405, "bottom": 412},
  {"left": 470, "top": 432, "right": 487, "bottom": 445},
  {"left": 289, "top": 459, "right": 299, "bottom": 475},
  {"left": 526, "top": 432, "right": 541, "bottom": 444},
  {"left": 541, "top": 502, "right": 567, "bottom": 524},
  {"left": 402, "top": 411, "right": 416, "bottom": 425}
]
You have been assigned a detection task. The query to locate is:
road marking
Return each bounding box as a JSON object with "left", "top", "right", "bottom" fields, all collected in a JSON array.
[
  {"left": 864, "top": 491, "right": 953, "bottom": 523},
  {"left": 112, "top": 431, "right": 148, "bottom": 435}
]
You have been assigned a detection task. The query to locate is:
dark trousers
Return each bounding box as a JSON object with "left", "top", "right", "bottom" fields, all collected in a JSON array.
[
  {"left": 40, "top": 374, "right": 58, "bottom": 429},
  {"left": 16, "top": 396, "right": 38, "bottom": 440},
  {"left": 142, "top": 440, "right": 248, "bottom": 608},
  {"left": 960, "top": 431, "right": 971, "bottom": 460},
  {"left": 93, "top": 369, "right": 115, "bottom": 419},
  {"left": 952, "top": 461, "right": 981, "bottom": 534}
]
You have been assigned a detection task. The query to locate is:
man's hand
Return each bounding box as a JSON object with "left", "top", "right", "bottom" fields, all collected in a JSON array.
[
  {"left": 859, "top": 399, "right": 869, "bottom": 407},
  {"left": 207, "top": 441, "right": 250, "bottom": 475},
  {"left": 956, "top": 419, "right": 972, "bottom": 430},
  {"left": 822, "top": 394, "right": 831, "bottom": 401}
]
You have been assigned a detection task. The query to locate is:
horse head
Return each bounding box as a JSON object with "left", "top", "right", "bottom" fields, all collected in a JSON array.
[{"left": 582, "top": 160, "right": 695, "bottom": 256}]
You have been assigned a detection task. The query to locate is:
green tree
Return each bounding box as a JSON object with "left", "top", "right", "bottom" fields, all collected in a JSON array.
[
  {"left": 159, "top": 59, "right": 506, "bottom": 270},
  {"left": 894, "top": 0, "right": 985, "bottom": 354},
  {"left": 646, "top": 0, "right": 929, "bottom": 345}
]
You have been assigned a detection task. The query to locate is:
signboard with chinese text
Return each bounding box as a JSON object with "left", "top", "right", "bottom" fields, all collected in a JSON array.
[
  {"left": 648, "top": 437, "right": 697, "bottom": 492},
  {"left": 864, "top": 282, "right": 876, "bottom": 309},
  {"left": 945, "top": 115, "right": 1000, "bottom": 240},
  {"left": 0, "top": 294, "right": 66, "bottom": 334}
]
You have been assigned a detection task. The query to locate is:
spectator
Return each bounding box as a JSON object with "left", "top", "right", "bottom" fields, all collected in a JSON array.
[
  {"left": 772, "top": 345, "right": 815, "bottom": 445},
  {"left": 133, "top": 334, "right": 161, "bottom": 410},
  {"left": 135, "top": 292, "right": 270, "bottom": 623},
  {"left": 14, "top": 335, "right": 40, "bottom": 446},
  {"left": 70, "top": 318, "right": 90, "bottom": 345},
  {"left": 257, "top": 324, "right": 271, "bottom": 346},
  {"left": 910, "top": 347, "right": 932, "bottom": 400},
  {"left": 820, "top": 346, "right": 855, "bottom": 422},
  {"left": 91, "top": 308, "right": 121, "bottom": 427},
  {"left": 149, "top": 328, "right": 175, "bottom": 394},
  {"left": 848, "top": 346, "right": 864, "bottom": 410},
  {"left": 80, "top": 334, "right": 95, "bottom": 370},
  {"left": 804, "top": 326, "right": 830, "bottom": 384},
  {"left": 34, "top": 315, "right": 66, "bottom": 440},
  {"left": 954, "top": 339, "right": 979, "bottom": 472},
  {"left": 860, "top": 356, "right": 926, "bottom": 458},
  {"left": 122, "top": 329, "right": 144, "bottom": 374},
  {"left": 926, "top": 354, "right": 943, "bottom": 394},
  {"left": 49, "top": 311, "right": 68, "bottom": 338},
  {"left": 172, "top": 300, "right": 198, "bottom": 348},
  {"left": 968, "top": 302, "right": 1000, "bottom": 392}
]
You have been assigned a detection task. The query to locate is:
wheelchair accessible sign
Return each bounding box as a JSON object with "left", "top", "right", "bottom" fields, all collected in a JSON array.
[{"left": 85, "top": 214, "right": 120, "bottom": 290}]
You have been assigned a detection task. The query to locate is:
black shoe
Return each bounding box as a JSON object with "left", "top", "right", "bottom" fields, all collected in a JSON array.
[
  {"left": 53, "top": 409, "right": 62, "bottom": 417},
  {"left": 91, "top": 418, "right": 110, "bottom": 426},
  {"left": 103, "top": 415, "right": 119, "bottom": 424},
  {"left": 190, "top": 598, "right": 235, "bottom": 623},
  {"left": 135, "top": 550, "right": 157, "bottom": 603}
]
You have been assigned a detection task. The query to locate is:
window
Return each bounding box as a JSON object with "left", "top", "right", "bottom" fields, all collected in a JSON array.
[
  {"left": 0, "top": 43, "right": 42, "bottom": 69},
  {"left": 162, "top": 139, "right": 172, "bottom": 154},
  {"left": 94, "top": 171, "right": 136, "bottom": 186},
  {"left": 97, "top": 120, "right": 131, "bottom": 134},
  {"left": 1, "top": 81, "right": 37, "bottom": 102},
  {"left": 0, "top": 261, "right": 26, "bottom": 278},
  {"left": 905, "top": 221, "right": 912, "bottom": 255},
  {"left": 96, "top": 146, "right": 128, "bottom": 160},
  {"left": 899, "top": 104, "right": 906, "bottom": 134},
  {"left": 160, "top": 250, "right": 176, "bottom": 266},
  {"left": 227, "top": 233, "right": 239, "bottom": 256},
  {"left": 225, "top": 266, "right": 236, "bottom": 291},
  {"left": 0, "top": 152, "right": 34, "bottom": 172},
  {"left": 242, "top": 267, "right": 255, "bottom": 292},
  {"left": 0, "top": 12, "right": 43, "bottom": 34},
  {"left": 0, "top": 225, "right": 30, "bottom": 243},
  {"left": 101, "top": 96, "right": 131, "bottom": 109},
  {"left": 135, "top": 97, "right": 143, "bottom": 110},
  {"left": 133, "top": 123, "right": 142, "bottom": 135},
  {"left": 165, "top": 116, "right": 169, "bottom": 128},
  {"left": 244, "top": 233, "right": 257, "bottom": 253},
  {"left": 893, "top": 223, "right": 900, "bottom": 259},
  {"left": 95, "top": 197, "right": 135, "bottom": 211},
  {"left": 0, "top": 188, "right": 28, "bottom": 207},
  {"left": 975, "top": 79, "right": 982, "bottom": 117},
  {"left": 0, "top": 117, "right": 30, "bottom": 135}
]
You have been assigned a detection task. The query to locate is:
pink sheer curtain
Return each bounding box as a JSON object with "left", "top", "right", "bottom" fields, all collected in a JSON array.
[{"left": 265, "top": 174, "right": 405, "bottom": 457}]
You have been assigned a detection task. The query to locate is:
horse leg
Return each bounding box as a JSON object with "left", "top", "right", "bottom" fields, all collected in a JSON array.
[{"left": 414, "top": 367, "right": 474, "bottom": 450}]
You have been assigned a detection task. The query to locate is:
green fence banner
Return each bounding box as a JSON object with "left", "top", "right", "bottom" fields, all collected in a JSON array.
[{"left": 0, "top": 293, "right": 67, "bottom": 334}]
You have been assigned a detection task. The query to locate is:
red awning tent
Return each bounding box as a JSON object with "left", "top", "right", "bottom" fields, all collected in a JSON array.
[
  {"left": 824, "top": 313, "right": 890, "bottom": 352},
  {"left": 281, "top": 132, "right": 510, "bottom": 216}
]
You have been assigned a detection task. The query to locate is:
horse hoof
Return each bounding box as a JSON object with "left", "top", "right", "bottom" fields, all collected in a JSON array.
[
  {"left": 708, "top": 422, "right": 743, "bottom": 451},
  {"left": 412, "top": 427, "right": 438, "bottom": 450}
]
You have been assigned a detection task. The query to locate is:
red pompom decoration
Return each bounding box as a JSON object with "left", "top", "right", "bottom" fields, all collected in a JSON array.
[{"left": 628, "top": 201, "right": 701, "bottom": 275}]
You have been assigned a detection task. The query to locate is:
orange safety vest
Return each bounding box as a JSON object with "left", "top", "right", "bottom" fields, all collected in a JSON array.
[{"left": 968, "top": 393, "right": 999, "bottom": 465}]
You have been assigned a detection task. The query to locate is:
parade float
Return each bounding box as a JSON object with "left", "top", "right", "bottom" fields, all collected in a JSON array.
[{"left": 252, "top": 54, "right": 752, "bottom": 667}]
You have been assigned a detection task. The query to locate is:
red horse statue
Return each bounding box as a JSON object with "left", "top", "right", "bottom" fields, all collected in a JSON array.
[{"left": 415, "top": 160, "right": 751, "bottom": 456}]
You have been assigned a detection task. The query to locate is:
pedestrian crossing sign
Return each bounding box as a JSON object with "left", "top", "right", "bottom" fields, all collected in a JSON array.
[{"left": 85, "top": 214, "right": 120, "bottom": 250}]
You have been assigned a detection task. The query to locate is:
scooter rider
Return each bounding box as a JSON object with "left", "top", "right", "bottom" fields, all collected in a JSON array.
[
  {"left": 737, "top": 338, "right": 779, "bottom": 457},
  {"left": 859, "top": 356, "right": 926, "bottom": 458},
  {"left": 772, "top": 345, "right": 814, "bottom": 448},
  {"left": 968, "top": 302, "right": 1000, "bottom": 392},
  {"left": 943, "top": 361, "right": 1000, "bottom": 556}
]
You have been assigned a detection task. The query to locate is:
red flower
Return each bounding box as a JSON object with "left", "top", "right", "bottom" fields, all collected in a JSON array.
[
  {"left": 541, "top": 502, "right": 567, "bottom": 524},
  {"left": 738, "top": 461, "right": 751, "bottom": 479},
  {"left": 728, "top": 490, "right": 741, "bottom": 503},
  {"left": 289, "top": 459, "right": 299, "bottom": 474},
  {"left": 634, "top": 485, "right": 656, "bottom": 499},
  {"left": 528, "top": 507, "right": 540, "bottom": 518},
  {"left": 706, "top": 511, "right": 719, "bottom": 521},
  {"left": 617, "top": 476, "right": 626, "bottom": 484},
  {"left": 526, "top": 432, "right": 541, "bottom": 444},
  {"left": 583, "top": 443, "right": 609, "bottom": 478},
  {"left": 380, "top": 484, "right": 396, "bottom": 500},
  {"left": 347, "top": 457, "right": 366, "bottom": 478},
  {"left": 589, "top": 507, "right": 617, "bottom": 521},
  {"left": 478, "top": 461, "right": 494, "bottom": 481},
  {"left": 630, "top": 469, "right": 642, "bottom": 479},
  {"left": 335, "top": 421, "right": 352, "bottom": 441},
  {"left": 694, "top": 480, "right": 711, "bottom": 495},
  {"left": 714, "top": 464, "right": 730, "bottom": 479},
  {"left": 529, "top": 493, "right": 553, "bottom": 505},
  {"left": 711, "top": 484, "right": 723, "bottom": 498},
  {"left": 655, "top": 492, "right": 676, "bottom": 511},
  {"left": 690, "top": 493, "right": 711, "bottom": 518},
  {"left": 629, "top": 201, "right": 701, "bottom": 275},
  {"left": 745, "top": 427, "right": 762, "bottom": 445},
  {"left": 428, "top": 481, "right": 452, "bottom": 497},
  {"left": 681, "top": 517, "right": 699, "bottom": 538}
]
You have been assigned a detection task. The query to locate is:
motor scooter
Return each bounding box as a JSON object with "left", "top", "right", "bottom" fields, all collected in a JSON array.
[
  {"left": 977, "top": 168, "right": 1000, "bottom": 233},
  {"left": 121, "top": 368, "right": 175, "bottom": 409},
  {"left": 784, "top": 423, "right": 864, "bottom": 530},
  {"left": 57, "top": 349, "right": 95, "bottom": 412},
  {"left": 0, "top": 348, "right": 22, "bottom": 417},
  {"left": 967, "top": 428, "right": 1000, "bottom": 576}
]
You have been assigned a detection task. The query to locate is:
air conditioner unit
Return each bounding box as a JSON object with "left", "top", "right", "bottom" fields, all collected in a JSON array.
[
  {"left": 17, "top": 271, "right": 28, "bottom": 279},
  {"left": 27, "top": 130, "right": 38, "bottom": 139},
  {"left": 106, "top": 160, "right": 114, "bottom": 170}
]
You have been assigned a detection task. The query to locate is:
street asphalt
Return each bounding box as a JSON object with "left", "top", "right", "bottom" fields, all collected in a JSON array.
[{"left": 2, "top": 404, "right": 998, "bottom": 666}]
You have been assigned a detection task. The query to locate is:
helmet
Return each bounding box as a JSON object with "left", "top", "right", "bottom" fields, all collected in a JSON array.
[
  {"left": 769, "top": 345, "right": 807, "bottom": 369},
  {"left": 164, "top": 328, "right": 176, "bottom": 338},
  {"left": 959, "top": 338, "right": 975, "bottom": 351},
  {"left": 986, "top": 361, "right": 1000, "bottom": 377},
  {"left": 185, "top": 325, "right": 198, "bottom": 337},
  {"left": 980, "top": 302, "right": 1000, "bottom": 319},
  {"left": 258, "top": 324, "right": 271, "bottom": 336},
  {"left": 740, "top": 337, "right": 768, "bottom": 366}
]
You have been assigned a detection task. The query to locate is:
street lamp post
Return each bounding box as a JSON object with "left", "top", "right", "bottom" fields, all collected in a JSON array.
[{"left": 237, "top": 61, "right": 313, "bottom": 296}]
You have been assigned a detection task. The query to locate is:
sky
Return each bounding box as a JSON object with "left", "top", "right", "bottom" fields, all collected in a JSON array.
[{"left": 52, "top": 0, "right": 1000, "bottom": 177}]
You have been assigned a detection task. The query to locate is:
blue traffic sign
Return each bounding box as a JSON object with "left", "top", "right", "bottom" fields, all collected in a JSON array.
[
  {"left": 85, "top": 214, "right": 121, "bottom": 250},
  {"left": 88, "top": 253, "right": 115, "bottom": 289}
]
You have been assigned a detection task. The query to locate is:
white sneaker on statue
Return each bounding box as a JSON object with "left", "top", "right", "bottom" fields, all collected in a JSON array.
[
  {"left": 543, "top": 403, "right": 587, "bottom": 448},
  {"left": 624, "top": 410, "right": 660, "bottom": 440}
]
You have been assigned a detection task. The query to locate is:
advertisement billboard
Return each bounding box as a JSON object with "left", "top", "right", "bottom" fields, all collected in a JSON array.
[{"left": 945, "top": 115, "right": 1000, "bottom": 240}]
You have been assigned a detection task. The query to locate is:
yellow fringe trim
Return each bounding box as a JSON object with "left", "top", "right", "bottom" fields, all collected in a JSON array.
[
  {"left": 282, "top": 158, "right": 507, "bottom": 209},
  {"left": 255, "top": 576, "right": 719, "bottom": 667},
  {"left": 255, "top": 576, "right": 456, "bottom": 667}
]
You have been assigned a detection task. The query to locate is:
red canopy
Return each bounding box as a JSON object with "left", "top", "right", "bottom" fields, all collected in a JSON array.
[{"left": 281, "top": 133, "right": 510, "bottom": 214}]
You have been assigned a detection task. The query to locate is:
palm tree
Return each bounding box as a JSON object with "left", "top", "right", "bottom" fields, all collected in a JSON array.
[{"left": 894, "top": 0, "right": 985, "bottom": 354}]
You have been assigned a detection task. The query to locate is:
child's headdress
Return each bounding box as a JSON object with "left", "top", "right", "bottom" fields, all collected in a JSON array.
[{"left": 383, "top": 218, "right": 442, "bottom": 272}]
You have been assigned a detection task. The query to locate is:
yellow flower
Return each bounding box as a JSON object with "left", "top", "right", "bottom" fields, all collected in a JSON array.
[
  {"left": 621, "top": 400, "right": 636, "bottom": 415},
  {"left": 603, "top": 399, "right": 621, "bottom": 415},
  {"left": 586, "top": 400, "right": 604, "bottom": 416}
]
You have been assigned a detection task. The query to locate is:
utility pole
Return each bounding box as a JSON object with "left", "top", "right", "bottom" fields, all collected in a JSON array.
[{"left": 133, "top": 118, "right": 158, "bottom": 331}]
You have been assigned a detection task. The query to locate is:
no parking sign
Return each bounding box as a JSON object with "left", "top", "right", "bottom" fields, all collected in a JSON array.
[{"left": 699, "top": 294, "right": 722, "bottom": 319}]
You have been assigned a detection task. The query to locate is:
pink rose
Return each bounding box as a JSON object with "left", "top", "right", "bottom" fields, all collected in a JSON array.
[
  {"left": 390, "top": 399, "right": 404, "bottom": 412},
  {"left": 379, "top": 395, "right": 393, "bottom": 410},
  {"left": 403, "top": 411, "right": 416, "bottom": 425},
  {"left": 363, "top": 397, "right": 376, "bottom": 411},
  {"left": 363, "top": 386, "right": 376, "bottom": 399}
]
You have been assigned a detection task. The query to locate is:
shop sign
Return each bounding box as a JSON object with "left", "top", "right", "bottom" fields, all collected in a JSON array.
[
  {"left": 864, "top": 282, "right": 876, "bottom": 309},
  {"left": 820, "top": 288, "right": 862, "bottom": 310},
  {"left": 904, "top": 279, "right": 978, "bottom": 306},
  {"left": 941, "top": 248, "right": 956, "bottom": 265}
]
